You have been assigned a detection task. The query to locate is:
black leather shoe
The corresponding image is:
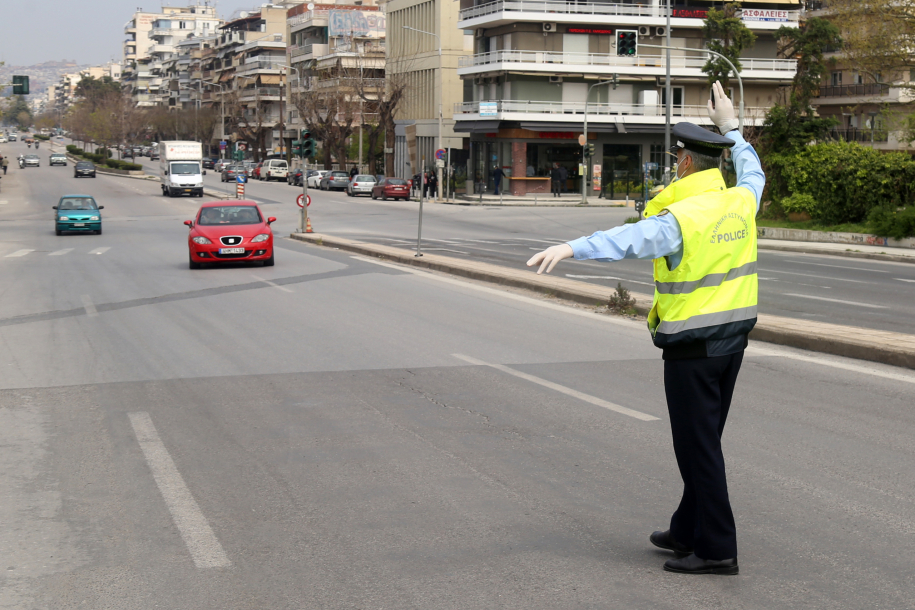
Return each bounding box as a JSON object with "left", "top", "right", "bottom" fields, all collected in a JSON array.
[
  {"left": 663, "top": 553, "right": 739, "bottom": 575},
  {"left": 650, "top": 530, "right": 693, "bottom": 556}
]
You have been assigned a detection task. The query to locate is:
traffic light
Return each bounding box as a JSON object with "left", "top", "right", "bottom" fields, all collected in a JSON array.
[
  {"left": 302, "top": 138, "right": 315, "bottom": 159},
  {"left": 12, "top": 75, "right": 29, "bottom": 95},
  {"left": 617, "top": 30, "right": 638, "bottom": 56},
  {"left": 233, "top": 149, "right": 244, "bottom": 161},
  {"left": 292, "top": 140, "right": 303, "bottom": 156},
  {"left": 584, "top": 143, "right": 595, "bottom": 158}
]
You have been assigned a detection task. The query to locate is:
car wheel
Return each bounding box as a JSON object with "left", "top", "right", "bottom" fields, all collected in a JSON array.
[
  {"left": 96, "top": 227, "right": 102, "bottom": 235},
  {"left": 189, "top": 254, "right": 202, "bottom": 270},
  {"left": 371, "top": 191, "right": 376, "bottom": 200},
  {"left": 382, "top": 193, "right": 388, "bottom": 201},
  {"left": 56, "top": 229, "right": 62, "bottom": 236},
  {"left": 263, "top": 252, "right": 275, "bottom": 267}
]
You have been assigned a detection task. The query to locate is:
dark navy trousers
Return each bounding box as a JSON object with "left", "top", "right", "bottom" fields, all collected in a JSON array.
[{"left": 664, "top": 350, "right": 743, "bottom": 560}]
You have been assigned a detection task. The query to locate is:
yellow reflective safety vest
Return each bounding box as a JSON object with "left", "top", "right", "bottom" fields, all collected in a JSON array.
[{"left": 645, "top": 168, "right": 758, "bottom": 348}]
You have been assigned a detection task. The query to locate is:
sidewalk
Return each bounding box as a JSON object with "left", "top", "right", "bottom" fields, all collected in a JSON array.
[
  {"left": 451, "top": 192, "right": 629, "bottom": 206},
  {"left": 289, "top": 232, "right": 915, "bottom": 370},
  {"left": 758, "top": 238, "right": 915, "bottom": 263}
]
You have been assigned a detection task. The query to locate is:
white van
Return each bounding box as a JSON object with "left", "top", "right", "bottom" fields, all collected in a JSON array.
[{"left": 260, "top": 159, "right": 288, "bottom": 182}]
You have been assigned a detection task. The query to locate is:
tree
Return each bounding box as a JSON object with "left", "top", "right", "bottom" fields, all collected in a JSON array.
[
  {"left": 74, "top": 76, "right": 122, "bottom": 112},
  {"left": 702, "top": 2, "right": 757, "bottom": 91},
  {"left": 291, "top": 71, "right": 360, "bottom": 170},
  {"left": 223, "top": 89, "right": 275, "bottom": 162},
  {"left": 16, "top": 111, "right": 32, "bottom": 131}
]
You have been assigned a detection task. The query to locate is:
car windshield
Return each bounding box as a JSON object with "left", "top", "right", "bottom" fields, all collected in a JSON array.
[
  {"left": 76, "top": 162, "right": 94, "bottom": 168},
  {"left": 58, "top": 197, "right": 98, "bottom": 210},
  {"left": 171, "top": 162, "right": 200, "bottom": 175},
  {"left": 331, "top": 172, "right": 348, "bottom": 178},
  {"left": 354, "top": 175, "right": 375, "bottom": 181},
  {"left": 26, "top": 155, "right": 39, "bottom": 159},
  {"left": 227, "top": 166, "right": 244, "bottom": 172},
  {"left": 197, "top": 206, "right": 262, "bottom": 226},
  {"left": 386, "top": 179, "right": 408, "bottom": 185},
  {"left": 51, "top": 154, "right": 65, "bottom": 158}
]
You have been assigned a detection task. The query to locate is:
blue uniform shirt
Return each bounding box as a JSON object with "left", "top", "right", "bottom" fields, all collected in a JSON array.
[{"left": 567, "top": 131, "right": 764, "bottom": 270}]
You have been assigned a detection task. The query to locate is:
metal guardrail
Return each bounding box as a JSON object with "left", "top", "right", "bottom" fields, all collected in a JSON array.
[
  {"left": 454, "top": 100, "right": 769, "bottom": 118},
  {"left": 829, "top": 127, "right": 889, "bottom": 143},
  {"left": 457, "top": 51, "right": 797, "bottom": 73},
  {"left": 238, "top": 87, "right": 283, "bottom": 98},
  {"left": 818, "top": 83, "right": 890, "bottom": 98}
]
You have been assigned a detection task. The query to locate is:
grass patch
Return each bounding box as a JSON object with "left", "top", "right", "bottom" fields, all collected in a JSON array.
[{"left": 756, "top": 218, "right": 871, "bottom": 234}]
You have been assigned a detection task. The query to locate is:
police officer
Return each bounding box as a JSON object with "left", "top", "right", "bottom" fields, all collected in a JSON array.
[{"left": 527, "top": 82, "right": 764, "bottom": 575}]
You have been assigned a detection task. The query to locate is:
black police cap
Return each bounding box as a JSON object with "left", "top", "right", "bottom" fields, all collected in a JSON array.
[{"left": 669, "top": 122, "right": 735, "bottom": 158}]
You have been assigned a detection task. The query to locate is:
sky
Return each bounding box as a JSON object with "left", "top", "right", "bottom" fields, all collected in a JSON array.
[{"left": 0, "top": 1, "right": 260, "bottom": 67}]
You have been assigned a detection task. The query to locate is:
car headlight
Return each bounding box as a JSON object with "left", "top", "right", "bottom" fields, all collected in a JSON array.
[
  {"left": 59, "top": 216, "right": 69, "bottom": 221},
  {"left": 251, "top": 234, "right": 270, "bottom": 243},
  {"left": 89, "top": 216, "right": 99, "bottom": 220},
  {"left": 192, "top": 236, "right": 212, "bottom": 245}
]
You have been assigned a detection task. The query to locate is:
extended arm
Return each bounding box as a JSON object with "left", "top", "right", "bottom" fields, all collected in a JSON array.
[{"left": 726, "top": 130, "right": 764, "bottom": 213}]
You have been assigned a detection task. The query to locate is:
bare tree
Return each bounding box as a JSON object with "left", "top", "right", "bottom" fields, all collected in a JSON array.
[
  {"left": 222, "top": 89, "right": 276, "bottom": 162},
  {"left": 291, "top": 67, "right": 362, "bottom": 170}
]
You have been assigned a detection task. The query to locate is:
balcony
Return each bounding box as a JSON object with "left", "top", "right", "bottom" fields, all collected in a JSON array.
[
  {"left": 828, "top": 127, "right": 889, "bottom": 143},
  {"left": 819, "top": 83, "right": 890, "bottom": 98},
  {"left": 288, "top": 9, "right": 330, "bottom": 30},
  {"left": 150, "top": 28, "right": 172, "bottom": 38},
  {"left": 453, "top": 100, "right": 771, "bottom": 126},
  {"left": 238, "top": 87, "right": 283, "bottom": 101},
  {"left": 314, "top": 77, "right": 386, "bottom": 90},
  {"left": 236, "top": 59, "right": 287, "bottom": 75},
  {"left": 457, "top": 51, "right": 797, "bottom": 80},
  {"left": 458, "top": 0, "right": 800, "bottom": 30}
]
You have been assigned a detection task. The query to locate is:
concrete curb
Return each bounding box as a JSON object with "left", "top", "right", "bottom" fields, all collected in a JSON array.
[
  {"left": 290, "top": 232, "right": 915, "bottom": 370},
  {"left": 757, "top": 242, "right": 915, "bottom": 264}
]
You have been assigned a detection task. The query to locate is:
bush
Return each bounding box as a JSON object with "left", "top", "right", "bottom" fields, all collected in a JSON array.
[
  {"left": 766, "top": 141, "right": 915, "bottom": 224},
  {"left": 868, "top": 206, "right": 915, "bottom": 239},
  {"left": 34, "top": 134, "right": 51, "bottom": 141},
  {"left": 66, "top": 144, "right": 79, "bottom": 154},
  {"left": 104, "top": 159, "right": 123, "bottom": 169},
  {"left": 780, "top": 193, "right": 818, "bottom": 217},
  {"left": 122, "top": 162, "right": 142, "bottom": 171}
]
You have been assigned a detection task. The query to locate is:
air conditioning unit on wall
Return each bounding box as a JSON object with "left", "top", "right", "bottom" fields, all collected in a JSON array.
[
  {"left": 655, "top": 26, "right": 667, "bottom": 37},
  {"left": 543, "top": 22, "right": 557, "bottom": 32},
  {"left": 549, "top": 75, "right": 563, "bottom": 83},
  {"left": 638, "top": 26, "right": 651, "bottom": 37}
]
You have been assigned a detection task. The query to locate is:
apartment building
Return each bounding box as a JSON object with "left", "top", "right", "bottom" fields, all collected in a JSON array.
[
  {"left": 210, "top": 4, "right": 303, "bottom": 157},
  {"left": 454, "top": 0, "right": 800, "bottom": 197},
  {"left": 387, "top": 0, "right": 469, "bottom": 178},
  {"left": 808, "top": 3, "right": 914, "bottom": 151},
  {"left": 286, "top": 1, "right": 386, "bottom": 166}
]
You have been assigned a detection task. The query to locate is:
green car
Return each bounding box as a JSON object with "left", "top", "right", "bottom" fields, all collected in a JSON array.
[{"left": 54, "top": 195, "right": 104, "bottom": 235}]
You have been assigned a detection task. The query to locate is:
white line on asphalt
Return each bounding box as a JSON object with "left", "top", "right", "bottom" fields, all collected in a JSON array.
[
  {"left": 49, "top": 248, "right": 73, "bottom": 256},
  {"left": 566, "top": 274, "right": 655, "bottom": 287},
  {"left": 895, "top": 278, "right": 915, "bottom": 283},
  {"left": 128, "top": 412, "right": 231, "bottom": 569},
  {"left": 5, "top": 249, "right": 33, "bottom": 257},
  {"left": 746, "top": 345, "right": 915, "bottom": 385},
  {"left": 80, "top": 294, "right": 98, "bottom": 317},
  {"left": 251, "top": 274, "right": 293, "bottom": 293},
  {"left": 788, "top": 260, "right": 890, "bottom": 273},
  {"left": 89, "top": 247, "right": 110, "bottom": 255},
  {"left": 453, "top": 353, "right": 660, "bottom": 421},
  {"left": 0, "top": 200, "right": 7, "bottom": 205},
  {"left": 782, "top": 293, "right": 888, "bottom": 308},
  {"left": 773, "top": 269, "right": 871, "bottom": 284}
]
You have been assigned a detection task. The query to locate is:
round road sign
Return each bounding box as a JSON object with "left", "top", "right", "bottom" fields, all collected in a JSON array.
[
  {"left": 296, "top": 194, "right": 312, "bottom": 207},
  {"left": 435, "top": 148, "right": 446, "bottom": 160}
]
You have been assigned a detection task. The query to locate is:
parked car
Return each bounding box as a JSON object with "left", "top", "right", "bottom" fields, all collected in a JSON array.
[
  {"left": 214, "top": 160, "right": 231, "bottom": 173},
  {"left": 287, "top": 168, "right": 304, "bottom": 186},
  {"left": 185, "top": 202, "right": 276, "bottom": 269},
  {"left": 252, "top": 162, "right": 264, "bottom": 180},
  {"left": 149, "top": 149, "right": 160, "bottom": 161},
  {"left": 260, "top": 159, "right": 289, "bottom": 182},
  {"left": 243, "top": 160, "right": 258, "bottom": 175},
  {"left": 202, "top": 158, "right": 216, "bottom": 169},
  {"left": 74, "top": 161, "right": 96, "bottom": 178},
  {"left": 346, "top": 174, "right": 377, "bottom": 197},
  {"left": 54, "top": 194, "right": 104, "bottom": 235},
  {"left": 320, "top": 171, "right": 351, "bottom": 191},
  {"left": 371, "top": 177, "right": 411, "bottom": 201},
  {"left": 306, "top": 169, "right": 328, "bottom": 188},
  {"left": 49, "top": 153, "right": 68, "bottom": 166},
  {"left": 221, "top": 165, "right": 247, "bottom": 182}
]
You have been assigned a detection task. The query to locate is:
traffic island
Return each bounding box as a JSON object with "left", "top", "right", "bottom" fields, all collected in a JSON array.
[{"left": 290, "top": 232, "right": 915, "bottom": 370}]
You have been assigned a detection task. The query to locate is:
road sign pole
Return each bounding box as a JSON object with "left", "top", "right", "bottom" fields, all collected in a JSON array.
[
  {"left": 416, "top": 155, "right": 425, "bottom": 257},
  {"left": 302, "top": 158, "right": 310, "bottom": 233}
]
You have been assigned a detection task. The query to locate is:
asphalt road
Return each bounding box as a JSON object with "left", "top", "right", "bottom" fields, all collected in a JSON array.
[
  {"left": 1, "top": 139, "right": 914, "bottom": 608},
  {"left": 117, "top": 147, "right": 915, "bottom": 336}
]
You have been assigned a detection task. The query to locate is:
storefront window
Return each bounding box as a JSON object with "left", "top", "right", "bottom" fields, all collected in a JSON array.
[{"left": 600, "top": 144, "right": 641, "bottom": 200}]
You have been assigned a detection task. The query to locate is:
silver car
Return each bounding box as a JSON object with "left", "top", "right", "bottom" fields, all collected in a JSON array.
[
  {"left": 320, "top": 171, "right": 351, "bottom": 191},
  {"left": 346, "top": 174, "right": 377, "bottom": 197},
  {"left": 23, "top": 154, "right": 40, "bottom": 167}
]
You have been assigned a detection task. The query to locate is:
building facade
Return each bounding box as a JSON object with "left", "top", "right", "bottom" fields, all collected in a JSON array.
[{"left": 454, "top": 0, "right": 800, "bottom": 197}]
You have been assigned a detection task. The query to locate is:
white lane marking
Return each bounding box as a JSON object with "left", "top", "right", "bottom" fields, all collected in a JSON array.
[
  {"left": 566, "top": 274, "right": 655, "bottom": 287},
  {"left": 760, "top": 278, "right": 832, "bottom": 289},
  {"left": 782, "top": 293, "right": 888, "bottom": 309},
  {"left": 128, "top": 412, "right": 231, "bottom": 569},
  {"left": 895, "top": 278, "right": 915, "bottom": 283},
  {"left": 251, "top": 274, "right": 293, "bottom": 293},
  {"left": 772, "top": 269, "right": 870, "bottom": 284},
  {"left": 5, "top": 249, "right": 33, "bottom": 258},
  {"left": 89, "top": 247, "right": 110, "bottom": 255},
  {"left": 80, "top": 294, "right": 98, "bottom": 317},
  {"left": 788, "top": 260, "right": 890, "bottom": 273},
  {"left": 453, "top": 353, "right": 660, "bottom": 421},
  {"left": 0, "top": 200, "right": 7, "bottom": 205},
  {"left": 746, "top": 345, "right": 915, "bottom": 385},
  {"left": 49, "top": 248, "right": 73, "bottom": 256}
]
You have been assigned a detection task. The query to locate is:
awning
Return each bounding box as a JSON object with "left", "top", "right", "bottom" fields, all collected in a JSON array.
[
  {"left": 218, "top": 71, "right": 234, "bottom": 83},
  {"left": 259, "top": 74, "right": 282, "bottom": 85},
  {"left": 453, "top": 120, "right": 502, "bottom": 133},
  {"left": 519, "top": 121, "right": 620, "bottom": 133}
]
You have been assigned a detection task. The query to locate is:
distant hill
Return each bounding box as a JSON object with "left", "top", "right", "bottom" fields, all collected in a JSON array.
[{"left": 0, "top": 60, "right": 91, "bottom": 98}]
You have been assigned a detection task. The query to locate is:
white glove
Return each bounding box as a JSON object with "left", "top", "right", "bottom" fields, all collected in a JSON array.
[
  {"left": 707, "top": 80, "right": 739, "bottom": 134},
  {"left": 527, "top": 243, "right": 574, "bottom": 275}
]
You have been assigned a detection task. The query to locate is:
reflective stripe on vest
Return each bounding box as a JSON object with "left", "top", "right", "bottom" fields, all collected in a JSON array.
[{"left": 647, "top": 170, "right": 758, "bottom": 348}]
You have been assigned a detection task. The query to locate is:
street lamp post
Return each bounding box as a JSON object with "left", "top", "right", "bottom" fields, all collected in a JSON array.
[
  {"left": 278, "top": 62, "right": 310, "bottom": 233},
  {"left": 403, "top": 25, "right": 443, "bottom": 202},
  {"left": 204, "top": 80, "right": 226, "bottom": 162},
  {"left": 581, "top": 78, "right": 618, "bottom": 205}
]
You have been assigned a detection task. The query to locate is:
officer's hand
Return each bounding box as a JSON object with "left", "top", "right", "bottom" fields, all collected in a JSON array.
[
  {"left": 707, "top": 80, "right": 739, "bottom": 134},
  {"left": 527, "top": 243, "right": 573, "bottom": 275}
]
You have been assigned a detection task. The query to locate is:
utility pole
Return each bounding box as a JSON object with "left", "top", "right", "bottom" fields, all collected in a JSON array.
[
  {"left": 581, "top": 76, "right": 618, "bottom": 205},
  {"left": 403, "top": 26, "right": 443, "bottom": 202},
  {"left": 664, "top": 0, "right": 672, "bottom": 185}
]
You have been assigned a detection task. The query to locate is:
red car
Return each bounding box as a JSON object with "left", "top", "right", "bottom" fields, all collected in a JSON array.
[
  {"left": 185, "top": 201, "right": 276, "bottom": 269},
  {"left": 371, "top": 177, "right": 411, "bottom": 201},
  {"left": 252, "top": 162, "right": 264, "bottom": 180}
]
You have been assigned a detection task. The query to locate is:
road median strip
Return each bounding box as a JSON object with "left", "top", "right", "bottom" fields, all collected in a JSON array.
[{"left": 290, "top": 232, "right": 915, "bottom": 370}]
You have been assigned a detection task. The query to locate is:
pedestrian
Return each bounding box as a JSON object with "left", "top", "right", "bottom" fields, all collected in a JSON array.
[
  {"left": 0, "top": 155, "right": 5, "bottom": 176},
  {"left": 550, "top": 163, "right": 562, "bottom": 198},
  {"left": 425, "top": 170, "right": 438, "bottom": 199},
  {"left": 526, "top": 163, "right": 535, "bottom": 177},
  {"left": 350, "top": 165, "right": 358, "bottom": 179},
  {"left": 527, "top": 82, "right": 764, "bottom": 576},
  {"left": 492, "top": 166, "right": 504, "bottom": 195},
  {"left": 558, "top": 164, "right": 568, "bottom": 193}
]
